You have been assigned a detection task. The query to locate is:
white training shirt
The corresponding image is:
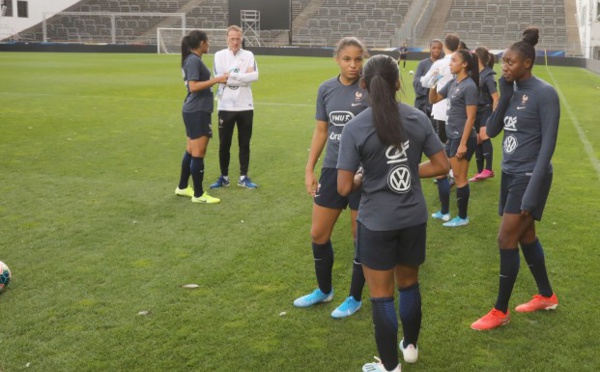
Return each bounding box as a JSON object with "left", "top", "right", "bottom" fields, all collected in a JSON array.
[
  {"left": 420, "top": 54, "right": 453, "bottom": 122},
  {"left": 213, "top": 48, "right": 259, "bottom": 111}
]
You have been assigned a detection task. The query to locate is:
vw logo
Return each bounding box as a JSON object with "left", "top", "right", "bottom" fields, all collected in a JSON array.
[
  {"left": 504, "top": 135, "right": 518, "bottom": 154},
  {"left": 387, "top": 165, "right": 411, "bottom": 193}
]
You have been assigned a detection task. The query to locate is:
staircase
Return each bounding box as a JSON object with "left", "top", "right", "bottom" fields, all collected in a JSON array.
[{"left": 416, "top": 0, "right": 452, "bottom": 47}]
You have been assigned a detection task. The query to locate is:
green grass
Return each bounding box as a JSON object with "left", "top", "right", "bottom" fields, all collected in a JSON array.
[{"left": 0, "top": 52, "right": 599, "bottom": 371}]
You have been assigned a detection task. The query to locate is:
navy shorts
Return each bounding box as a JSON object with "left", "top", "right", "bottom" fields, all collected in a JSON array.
[
  {"left": 445, "top": 136, "right": 476, "bottom": 160},
  {"left": 183, "top": 110, "right": 212, "bottom": 140},
  {"left": 499, "top": 171, "right": 553, "bottom": 221},
  {"left": 356, "top": 221, "right": 427, "bottom": 270},
  {"left": 474, "top": 107, "right": 492, "bottom": 132},
  {"left": 314, "top": 167, "right": 360, "bottom": 210}
]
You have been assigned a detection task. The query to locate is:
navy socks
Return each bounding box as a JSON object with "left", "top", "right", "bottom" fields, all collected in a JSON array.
[
  {"left": 312, "top": 241, "right": 334, "bottom": 294},
  {"left": 190, "top": 156, "right": 205, "bottom": 197},
  {"left": 475, "top": 145, "right": 484, "bottom": 173},
  {"left": 495, "top": 249, "right": 520, "bottom": 313},
  {"left": 456, "top": 185, "right": 470, "bottom": 219},
  {"left": 349, "top": 258, "right": 365, "bottom": 301},
  {"left": 399, "top": 283, "right": 422, "bottom": 347},
  {"left": 178, "top": 152, "right": 192, "bottom": 189},
  {"left": 371, "top": 297, "right": 399, "bottom": 371},
  {"left": 437, "top": 177, "right": 450, "bottom": 214},
  {"left": 481, "top": 139, "right": 493, "bottom": 171},
  {"left": 521, "top": 239, "right": 553, "bottom": 297}
]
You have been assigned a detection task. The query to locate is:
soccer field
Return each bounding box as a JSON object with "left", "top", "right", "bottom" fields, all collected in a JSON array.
[{"left": 0, "top": 52, "right": 599, "bottom": 371}]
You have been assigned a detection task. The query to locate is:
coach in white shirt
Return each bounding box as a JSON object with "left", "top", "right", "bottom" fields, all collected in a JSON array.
[
  {"left": 420, "top": 33, "right": 460, "bottom": 144},
  {"left": 210, "top": 25, "right": 260, "bottom": 189}
]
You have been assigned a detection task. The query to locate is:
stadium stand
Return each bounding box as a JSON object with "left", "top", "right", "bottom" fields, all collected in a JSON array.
[
  {"left": 8, "top": 0, "right": 576, "bottom": 55},
  {"left": 292, "top": 0, "right": 412, "bottom": 48},
  {"left": 432, "top": 0, "right": 572, "bottom": 54}
]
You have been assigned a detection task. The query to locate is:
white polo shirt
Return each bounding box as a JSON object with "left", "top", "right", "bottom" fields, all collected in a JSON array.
[
  {"left": 213, "top": 48, "right": 259, "bottom": 111},
  {"left": 420, "top": 54, "right": 453, "bottom": 122}
]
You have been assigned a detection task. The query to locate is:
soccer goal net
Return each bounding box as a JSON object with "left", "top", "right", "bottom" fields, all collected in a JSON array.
[{"left": 157, "top": 27, "right": 228, "bottom": 54}]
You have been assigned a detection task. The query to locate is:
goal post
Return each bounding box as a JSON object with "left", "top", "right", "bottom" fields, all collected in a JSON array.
[{"left": 157, "top": 27, "right": 228, "bottom": 54}]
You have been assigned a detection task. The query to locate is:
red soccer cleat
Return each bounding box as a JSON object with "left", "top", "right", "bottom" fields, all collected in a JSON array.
[
  {"left": 515, "top": 293, "right": 558, "bottom": 313},
  {"left": 471, "top": 308, "right": 510, "bottom": 330}
]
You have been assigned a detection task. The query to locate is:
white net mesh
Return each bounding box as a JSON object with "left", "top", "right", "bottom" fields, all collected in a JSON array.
[{"left": 157, "top": 27, "right": 228, "bottom": 54}]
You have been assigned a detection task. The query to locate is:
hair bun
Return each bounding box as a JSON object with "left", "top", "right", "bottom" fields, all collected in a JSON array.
[{"left": 522, "top": 26, "right": 539, "bottom": 47}]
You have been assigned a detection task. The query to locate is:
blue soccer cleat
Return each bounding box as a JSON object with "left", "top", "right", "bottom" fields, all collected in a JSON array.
[
  {"left": 238, "top": 176, "right": 258, "bottom": 189},
  {"left": 210, "top": 176, "right": 230, "bottom": 189},
  {"left": 293, "top": 288, "right": 333, "bottom": 307},
  {"left": 431, "top": 211, "right": 451, "bottom": 222},
  {"left": 331, "top": 296, "right": 362, "bottom": 319},
  {"left": 443, "top": 216, "right": 469, "bottom": 227}
]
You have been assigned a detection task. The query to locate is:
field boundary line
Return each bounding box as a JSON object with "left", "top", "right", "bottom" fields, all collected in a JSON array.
[{"left": 546, "top": 66, "right": 600, "bottom": 182}]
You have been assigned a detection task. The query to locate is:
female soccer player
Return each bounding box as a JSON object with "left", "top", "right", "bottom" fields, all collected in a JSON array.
[
  {"left": 470, "top": 47, "right": 499, "bottom": 182},
  {"left": 293, "top": 37, "right": 370, "bottom": 319},
  {"left": 429, "top": 49, "right": 479, "bottom": 227},
  {"left": 174, "top": 30, "right": 228, "bottom": 204},
  {"left": 337, "top": 55, "right": 449, "bottom": 371},
  {"left": 471, "top": 27, "right": 559, "bottom": 330}
]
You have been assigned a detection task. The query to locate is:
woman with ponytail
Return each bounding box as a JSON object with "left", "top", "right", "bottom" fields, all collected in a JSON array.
[
  {"left": 337, "top": 55, "right": 449, "bottom": 372},
  {"left": 174, "top": 30, "right": 228, "bottom": 204},
  {"left": 429, "top": 49, "right": 480, "bottom": 227},
  {"left": 472, "top": 26, "right": 560, "bottom": 331},
  {"left": 469, "top": 46, "right": 499, "bottom": 182}
]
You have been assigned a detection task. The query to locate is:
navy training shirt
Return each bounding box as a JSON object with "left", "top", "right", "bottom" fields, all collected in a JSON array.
[
  {"left": 315, "top": 76, "right": 369, "bottom": 169},
  {"left": 182, "top": 53, "right": 214, "bottom": 113},
  {"left": 438, "top": 77, "right": 479, "bottom": 139},
  {"left": 337, "top": 103, "right": 444, "bottom": 231},
  {"left": 486, "top": 76, "right": 560, "bottom": 211}
]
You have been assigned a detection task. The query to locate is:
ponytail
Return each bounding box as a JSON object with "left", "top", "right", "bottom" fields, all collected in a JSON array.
[
  {"left": 180, "top": 30, "right": 209, "bottom": 67},
  {"left": 474, "top": 46, "right": 495, "bottom": 69},
  {"left": 181, "top": 35, "right": 191, "bottom": 67},
  {"left": 456, "top": 49, "right": 479, "bottom": 91},
  {"left": 361, "top": 55, "right": 405, "bottom": 150}
]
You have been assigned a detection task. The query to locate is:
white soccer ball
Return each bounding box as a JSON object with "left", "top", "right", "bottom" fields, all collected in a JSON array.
[
  {"left": 409, "top": 70, "right": 414, "bottom": 75},
  {"left": 0, "top": 261, "right": 11, "bottom": 292}
]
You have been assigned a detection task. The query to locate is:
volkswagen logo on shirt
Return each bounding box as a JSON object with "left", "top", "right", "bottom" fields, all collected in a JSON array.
[
  {"left": 504, "top": 134, "right": 518, "bottom": 154},
  {"left": 388, "top": 165, "right": 411, "bottom": 193},
  {"left": 385, "top": 142, "right": 412, "bottom": 194}
]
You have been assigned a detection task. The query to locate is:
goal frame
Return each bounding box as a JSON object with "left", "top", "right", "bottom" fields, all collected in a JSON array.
[{"left": 156, "top": 27, "right": 229, "bottom": 55}]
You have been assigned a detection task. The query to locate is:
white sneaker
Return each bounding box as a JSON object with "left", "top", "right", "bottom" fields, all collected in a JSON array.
[
  {"left": 362, "top": 357, "right": 401, "bottom": 372},
  {"left": 399, "top": 339, "right": 418, "bottom": 363}
]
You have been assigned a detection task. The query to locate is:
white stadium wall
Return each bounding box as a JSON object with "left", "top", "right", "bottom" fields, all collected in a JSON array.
[
  {"left": 0, "top": 0, "right": 80, "bottom": 40},
  {"left": 576, "top": 0, "right": 600, "bottom": 59}
]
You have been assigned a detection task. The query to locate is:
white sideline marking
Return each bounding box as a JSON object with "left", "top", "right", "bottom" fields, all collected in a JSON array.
[
  {"left": 0, "top": 91, "right": 312, "bottom": 107},
  {"left": 546, "top": 67, "right": 600, "bottom": 182}
]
